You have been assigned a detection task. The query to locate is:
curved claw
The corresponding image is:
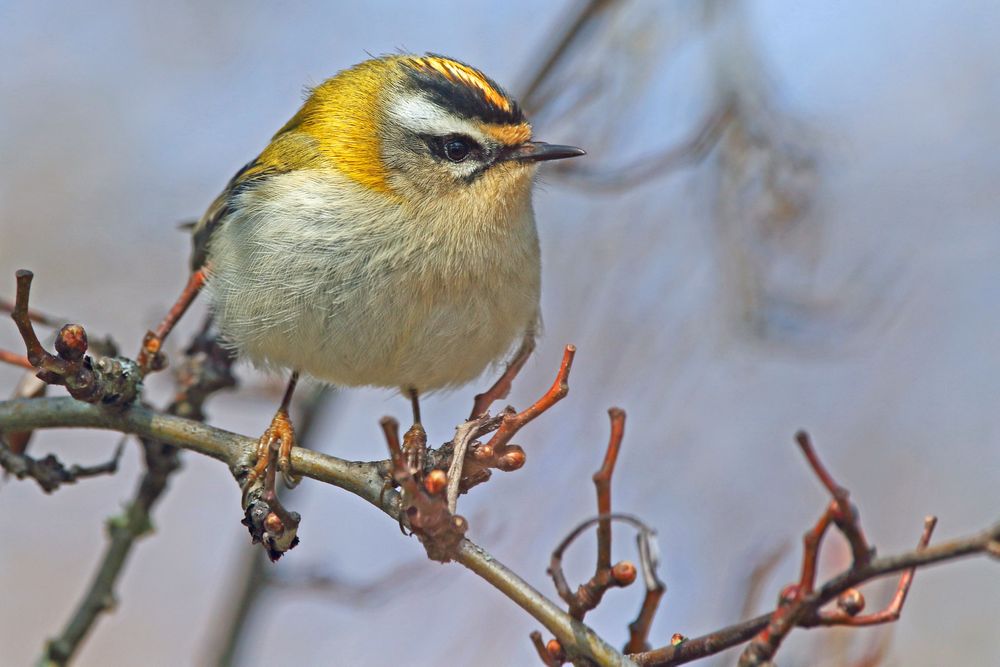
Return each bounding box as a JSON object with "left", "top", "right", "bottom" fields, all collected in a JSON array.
[
  {"left": 272, "top": 410, "right": 300, "bottom": 489},
  {"left": 278, "top": 460, "right": 301, "bottom": 489}
]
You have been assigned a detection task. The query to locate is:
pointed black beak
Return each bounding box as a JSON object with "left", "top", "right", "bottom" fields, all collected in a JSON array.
[{"left": 504, "top": 141, "right": 586, "bottom": 163}]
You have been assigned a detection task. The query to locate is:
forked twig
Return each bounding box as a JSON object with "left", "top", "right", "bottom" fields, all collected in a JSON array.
[
  {"left": 486, "top": 344, "right": 575, "bottom": 453},
  {"left": 470, "top": 335, "right": 535, "bottom": 419}
]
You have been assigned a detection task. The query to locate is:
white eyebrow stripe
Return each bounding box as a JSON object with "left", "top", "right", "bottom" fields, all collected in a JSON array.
[{"left": 388, "top": 94, "right": 492, "bottom": 144}]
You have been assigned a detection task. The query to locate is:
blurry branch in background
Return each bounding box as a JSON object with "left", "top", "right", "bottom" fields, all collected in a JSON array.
[
  {"left": 523, "top": 0, "right": 866, "bottom": 349},
  {"left": 546, "top": 104, "right": 735, "bottom": 192},
  {"left": 41, "top": 315, "right": 237, "bottom": 667},
  {"left": 0, "top": 271, "right": 238, "bottom": 666},
  {"left": 207, "top": 385, "right": 334, "bottom": 667},
  {"left": 3, "top": 269, "right": 1000, "bottom": 666},
  {"left": 518, "top": 0, "right": 620, "bottom": 116},
  {"left": 0, "top": 435, "right": 123, "bottom": 493}
]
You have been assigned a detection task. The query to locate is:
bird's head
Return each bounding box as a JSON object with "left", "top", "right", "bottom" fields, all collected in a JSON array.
[{"left": 279, "top": 54, "right": 584, "bottom": 215}]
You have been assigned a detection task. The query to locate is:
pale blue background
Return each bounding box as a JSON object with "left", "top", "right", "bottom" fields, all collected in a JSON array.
[{"left": 1, "top": 2, "right": 998, "bottom": 665}]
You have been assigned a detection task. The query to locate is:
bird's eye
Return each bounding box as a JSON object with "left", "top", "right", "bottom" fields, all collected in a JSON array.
[{"left": 443, "top": 139, "right": 470, "bottom": 162}]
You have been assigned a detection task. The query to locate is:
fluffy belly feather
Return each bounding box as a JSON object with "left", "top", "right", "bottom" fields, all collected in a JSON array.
[{"left": 204, "top": 172, "right": 540, "bottom": 393}]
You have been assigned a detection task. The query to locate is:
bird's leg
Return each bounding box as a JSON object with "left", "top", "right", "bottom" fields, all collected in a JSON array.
[
  {"left": 403, "top": 386, "right": 427, "bottom": 475},
  {"left": 274, "top": 372, "right": 301, "bottom": 488},
  {"left": 407, "top": 386, "right": 422, "bottom": 425},
  {"left": 243, "top": 372, "right": 300, "bottom": 497},
  {"left": 137, "top": 268, "right": 207, "bottom": 373},
  {"left": 470, "top": 335, "right": 535, "bottom": 419}
]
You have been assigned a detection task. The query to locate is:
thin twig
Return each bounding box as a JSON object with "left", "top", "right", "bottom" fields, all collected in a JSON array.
[
  {"left": 0, "top": 296, "right": 62, "bottom": 327},
  {"left": 796, "top": 431, "right": 871, "bottom": 568},
  {"left": 9, "top": 270, "right": 142, "bottom": 406},
  {"left": 548, "top": 513, "right": 654, "bottom": 619},
  {"left": 594, "top": 408, "right": 626, "bottom": 571},
  {"left": 470, "top": 335, "right": 535, "bottom": 419},
  {"left": 811, "top": 516, "right": 937, "bottom": 627},
  {"left": 0, "top": 348, "right": 33, "bottom": 369},
  {"left": 137, "top": 268, "right": 206, "bottom": 373},
  {"left": 486, "top": 344, "right": 575, "bottom": 453},
  {"left": 0, "top": 437, "right": 123, "bottom": 492}
]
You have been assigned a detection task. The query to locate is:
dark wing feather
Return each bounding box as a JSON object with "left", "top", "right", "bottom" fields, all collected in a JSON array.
[{"left": 189, "top": 159, "right": 276, "bottom": 270}]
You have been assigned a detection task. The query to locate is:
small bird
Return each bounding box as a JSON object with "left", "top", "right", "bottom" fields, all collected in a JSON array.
[{"left": 184, "top": 53, "right": 583, "bottom": 492}]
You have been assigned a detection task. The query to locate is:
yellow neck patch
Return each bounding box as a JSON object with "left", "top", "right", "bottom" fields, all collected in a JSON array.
[{"left": 266, "top": 59, "right": 396, "bottom": 194}]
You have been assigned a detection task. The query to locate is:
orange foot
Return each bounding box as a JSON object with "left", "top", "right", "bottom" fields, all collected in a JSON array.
[{"left": 242, "top": 408, "right": 300, "bottom": 499}]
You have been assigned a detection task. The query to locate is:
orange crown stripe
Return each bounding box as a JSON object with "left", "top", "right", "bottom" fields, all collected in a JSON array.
[{"left": 409, "top": 56, "right": 513, "bottom": 113}]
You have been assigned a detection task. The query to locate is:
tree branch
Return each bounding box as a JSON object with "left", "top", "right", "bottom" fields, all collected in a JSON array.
[{"left": 0, "top": 396, "right": 632, "bottom": 666}]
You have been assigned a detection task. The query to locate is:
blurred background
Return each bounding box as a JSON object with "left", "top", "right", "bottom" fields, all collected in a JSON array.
[{"left": 2, "top": 1, "right": 998, "bottom": 665}]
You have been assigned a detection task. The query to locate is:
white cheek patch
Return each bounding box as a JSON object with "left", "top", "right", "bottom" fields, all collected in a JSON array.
[{"left": 389, "top": 94, "right": 491, "bottom": 145}]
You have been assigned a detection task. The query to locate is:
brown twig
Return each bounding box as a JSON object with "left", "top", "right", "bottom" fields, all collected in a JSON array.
[
  {"left": 485, "top": 344, "right": 575, "bottom": 453},
  {"left": 426, "top": 346, "right": 575, "bottom": 502},
  {"left": 539, "top": 408, "right": 666, "bottom": 662},
  {"left": 626, "top": 585, "right": 666, "bottom": 654},
  {"left": 137, "top": 268, "right": 206, "bottom": 373},
  {"left": 381, "top": 416, "right": 468, "bottom": 563},
  {"left": 626, "top": 519, "right": 668, "bottom": 654},
  {"left": 0, "top": 296, "right": 62, "bottom": 327},
  {"left": 10, "top": 270, "right": 142, "bottom": 407},
  {"left": 796, "top": 431, "right": 872, "bottom": 570},
  {"left": 0, "top": 348, "right": 33, "bottom": 369},
  {"left": 734, "top": 433, "right": 922, "bottom": 666},
  {"left": 594, "top": 408, "right": 626, "bottom": 571},
  {"left": 470, "top": 335, "right": 535, "bottom": 419},
  {"left": 548, "top": 513, "right": 653, "bottom": 619},
  {"left": 628, "top": 431, "right": 992, "bottom": 667},
  {"left": 810, "top": 516, "right": 937, "bottom": 627}
]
